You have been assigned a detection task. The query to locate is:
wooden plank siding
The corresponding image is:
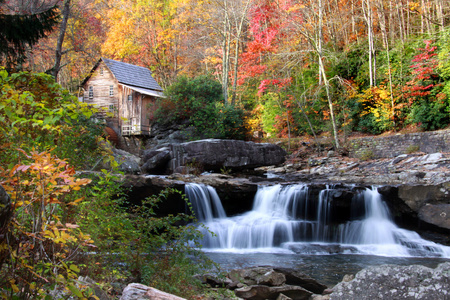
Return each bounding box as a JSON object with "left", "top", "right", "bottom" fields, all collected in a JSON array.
[
  {"left": 82, "top": 60, "right": 160, "bottom": 136},
  {"left": 82, "top": 61, "right": 119, "bottom": 119}
]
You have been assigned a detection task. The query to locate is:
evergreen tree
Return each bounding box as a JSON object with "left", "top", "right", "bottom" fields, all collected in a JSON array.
[{"left": 0, "top": 0, "right": 58, "bottom": 71}]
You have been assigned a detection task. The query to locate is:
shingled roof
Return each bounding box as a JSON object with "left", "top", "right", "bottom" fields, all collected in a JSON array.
[{"left": 102, "top": 58, "right": 163, "bottom": 91}]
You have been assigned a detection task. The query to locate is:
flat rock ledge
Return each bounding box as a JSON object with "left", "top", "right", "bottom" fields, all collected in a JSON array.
[
  {"left": 330, "top": 262, "right": 450, "bottom": 300},
  {"left": 264, "top": 152, "right": 450, "bottom": 186}
]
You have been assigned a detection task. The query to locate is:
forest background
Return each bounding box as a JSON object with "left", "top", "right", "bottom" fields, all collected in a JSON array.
[
  {"left": 1, "top": 0, "right": 450, "bottom": 299},
  {"left": 3, "top": 0, "right": 450, "bottom": 146}
]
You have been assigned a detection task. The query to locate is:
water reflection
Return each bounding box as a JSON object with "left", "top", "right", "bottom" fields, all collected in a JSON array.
[{"left": 205, "top": 252, "right": 449, "bottom": 287}]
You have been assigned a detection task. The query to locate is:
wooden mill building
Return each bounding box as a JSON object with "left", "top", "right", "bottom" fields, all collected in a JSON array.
[{"left": 80, "top": 58, "right": 164, "bottom": 136}]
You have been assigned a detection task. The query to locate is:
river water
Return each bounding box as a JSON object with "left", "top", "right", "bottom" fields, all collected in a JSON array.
[
  {"left": 185, "top": 182, "right": 450, "bottom": 286},
  {"left": 203, "top": 251, "right": 448, "bottom": 287}
]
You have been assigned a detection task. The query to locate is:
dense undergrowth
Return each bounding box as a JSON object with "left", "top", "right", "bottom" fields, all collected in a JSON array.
[{"left": 0, "top": 69, "right": 216, "bottom": 299}]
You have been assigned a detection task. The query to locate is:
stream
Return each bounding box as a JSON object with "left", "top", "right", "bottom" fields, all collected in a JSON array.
[{"left": 185, "top": 182, "right": 450, "bottom": 286}]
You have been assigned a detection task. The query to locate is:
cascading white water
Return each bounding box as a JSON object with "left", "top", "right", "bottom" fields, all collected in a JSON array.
[
  {"left": 184, "top": 183, "right": 226, "bottom": 222},
  {"left": 185, "top": 183, "right": 450, "bottom": 257}
]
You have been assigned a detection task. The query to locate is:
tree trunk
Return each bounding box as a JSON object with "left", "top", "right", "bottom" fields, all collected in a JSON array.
[
  {"left": 221, "top": 0, "right": 231, "bottom": 104},
  {"left": 377, "top": 0, "right": 396, "bottom": 128},
  {"left": 363, "top": 0, "right": 376, "bottom": 87},
  {"left": 51, "top": 0, "right": 71, "bottom": 80},
  {"left": 230, "top": 0, "right": 251, "bottom": 105}
]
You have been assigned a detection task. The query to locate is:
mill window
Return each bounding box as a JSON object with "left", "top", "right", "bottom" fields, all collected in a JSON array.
[{"left": 89, "top": 86, "right": 93, "bottom": 98}]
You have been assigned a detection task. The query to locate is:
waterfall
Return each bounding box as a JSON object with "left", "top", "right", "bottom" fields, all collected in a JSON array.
[
  {"left": 185, "top": 183, "right": 450, "bottom": 257},
  {"left": 184, "top": 183, "right": 226, "bottom": 222}
]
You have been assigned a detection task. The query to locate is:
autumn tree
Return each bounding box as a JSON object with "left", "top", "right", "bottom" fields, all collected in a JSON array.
[
  {"left": 404, "top": 40, "right": 449, "bottom": 129},
  {"left": 27, "top": 0, "right": 105, "bottom": 90}
]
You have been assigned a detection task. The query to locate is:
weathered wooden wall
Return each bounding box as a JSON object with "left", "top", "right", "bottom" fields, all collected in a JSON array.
[
  {"left": 82, "top": 61, "right": 119, "bottom": 114},
  {"left": 83, "top": 61, "right": 158, "bottom": 135}
]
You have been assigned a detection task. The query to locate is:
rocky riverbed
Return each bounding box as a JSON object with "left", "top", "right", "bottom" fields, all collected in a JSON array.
[
  {"left": 107, "top": 137, "right": 450, "bottom": 300},
  {"left": 263, "top": 150, "right": 450, "bottom": 186}
]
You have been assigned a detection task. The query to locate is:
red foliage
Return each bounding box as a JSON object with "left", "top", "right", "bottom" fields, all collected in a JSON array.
[
  {"left": 257, "top": 77, "right": 292, "bottom": 95},
  {"left": 403, "top": 40, "right": 440, "bottom": 103},
  {"left": 238, "top": 0, "right": 291, "bottom": 85}
]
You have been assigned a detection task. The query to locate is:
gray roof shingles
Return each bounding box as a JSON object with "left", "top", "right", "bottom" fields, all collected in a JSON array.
[{"left": 102, "top": 58, "right": 163, "bottom": 91}]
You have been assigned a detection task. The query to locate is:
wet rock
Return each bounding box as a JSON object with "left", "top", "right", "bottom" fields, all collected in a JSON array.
[
  {"left": 257, "top": 270, "right": 286, "bottom": 286},
  {"left": 418, "top": 204, "right": 450, "bottom": 230},
  {"left": 141, "top": 148, "right": 171, "bottom": 174},
  {"left": 234, "top": 285, "right": 271, "bottom": 300},
  {"left": 141, "top": 139, "right": 286, "bottom": 175},
  {"left": 330, "top": 262, "right": 450, "bottom": 300},
  {"left": 397, "top": 184, "right": 449, "bottom": 212},
  {"left": 234, "top": 285, "right": 313, "bottom": 300},
  {"left": 194, "top": 273, "right": 232, "bottom": 288},
  {"left": 272, "top": 268, "right": 328, "bottom": 294},
  {"left": 287, "top": 244, "right": 358, "bottom": 256},
  {"left": 229, "top": 267, "right": 277, "bottom": 286}
]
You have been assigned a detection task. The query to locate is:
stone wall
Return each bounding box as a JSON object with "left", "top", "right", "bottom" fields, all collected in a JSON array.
[{"left": 348, "top": 129, "right": 450, "bottom": 159}]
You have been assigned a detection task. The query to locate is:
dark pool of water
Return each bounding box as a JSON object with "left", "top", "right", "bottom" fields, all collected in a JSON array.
[{"left": 204, "top": 251, "right": 450, "bottom": 287}]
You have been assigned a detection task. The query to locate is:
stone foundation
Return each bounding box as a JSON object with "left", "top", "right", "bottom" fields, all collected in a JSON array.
[{"left": 348, "top": 129, "right": 450, "bottom": 159}]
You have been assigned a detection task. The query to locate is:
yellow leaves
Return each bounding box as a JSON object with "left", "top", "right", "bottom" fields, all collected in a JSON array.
[
  {"left": 409, "top": 1, "right": 421, "bottom": 12},
  {"left": 357, "top": 86, "right": 396, "bottom": 129},
  {"left": 9, "top": 279, "right": 20, "bottom": 293},
  {"left": 44, "top": 227, "right": 76, "bottom": 244},
  {"left": 68, "top": 197, "right": 85, "bottom": 206},
  {"left": 3, "top": 149, "right": 92, "bottom": 201}
]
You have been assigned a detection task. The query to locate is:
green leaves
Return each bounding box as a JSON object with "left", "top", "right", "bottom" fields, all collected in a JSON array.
[
  {"left": 0, "top": 69, "right": 104, "bottom": 169},
  {"left": 155, "top": 75, "right": 249, "bottom": 140}
]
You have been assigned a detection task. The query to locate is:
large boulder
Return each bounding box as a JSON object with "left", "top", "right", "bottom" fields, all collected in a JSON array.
[
  {"left": 141, "top": 147, "right": 171, "bottom": 174},
  {"left": 229, "top": 267, "right": 287, "bottom": 287},
  {"left": 170, "top": 139, "right": 286, "bottom": 173},
  {"left": 330, "top": 262, "right": 450, "bottom": 300},
  {"left": 228, "top": 266, "right": 326, "bottom": 300},
  {"left": 141, "top": 139, "right": 286, "bottom": 174},
  {"left": 273, "top": 268, "right": 328, "bottom": 294},
  {"left": 377, "top": 183, "right": 450, "bottom": 239},
  {"left": 397, "top": 183, "right": 450, "bottom": 212},
  {"left": 418, "top": 203, "right": 450, "bottom": 230},
  {"left": 113, "top": 149, "right": 142, "bottom": 174}
]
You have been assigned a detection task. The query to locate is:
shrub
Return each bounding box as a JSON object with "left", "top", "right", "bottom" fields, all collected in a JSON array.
[
  {"left": 0, "top": 70, "right": 215, "bottom": 299},
  {"left": 359, "top": 149, "right": 374, "bottom": 161},
  {"left": 153, "top": 75, "right": 223, "bottom": 124},
  {"left": 0, "top": 69, "right": 104, "bottom": 170},
  {"left": 78, "top": 181, "right": 215, "bottom": 298},
  {"left": 154, "top": 75, "right": 250, "bottom": 140},
  {"left": 0, "top": 150, "right": 95, "bottom": 299}
]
